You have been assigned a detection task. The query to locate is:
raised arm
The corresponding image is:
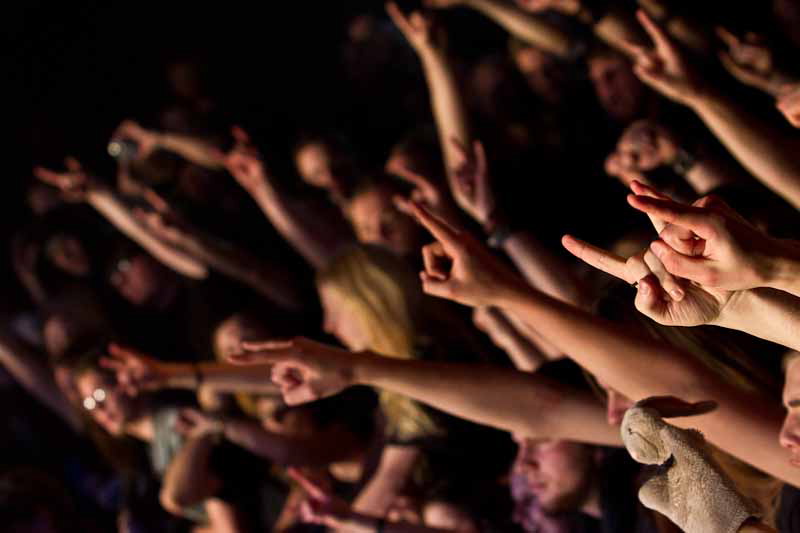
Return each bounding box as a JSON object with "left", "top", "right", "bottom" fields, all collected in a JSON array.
[
  {"left": 387, "top": 3, "right": 473, "bottom": 213},
  {"left": 425, "top": 0, "right": 572, "bottom": 58},
  {"left": 447, "top": 138, "right": 591, "bottom": 309},
  {"left": 0, "top": 330, "right": 81, "bottom": 432},
  {"left": 224, "top": 128, "right": 353, "bottom": 270},
  {"left": 134, "top": 208, "right": 305, "bottom": 311},
  {"left": 624, "top": 9, "right": 800, "bottom": 209},
  {"left": 405, "top": 201, "right": 800, "bottom": 486},
  {"left": 176, "top": 408, "right": 363, "bottom": 468},
  {"left": 112, "top": 120, "right": 226, "bottom": 169},
  {"left": 100, "top": 344, "right": 281, "bottom": 397},
  {"left": 232, "top": 338, "right": 619, "bottom": 446},
  {"left": 34, "top": 161, "right": 208, "bottom": 279}
]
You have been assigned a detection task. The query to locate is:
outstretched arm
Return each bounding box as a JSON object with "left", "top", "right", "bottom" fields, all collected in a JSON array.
[
  {"left": 387, "top": 3, "right": 473, "bottom": 213},
  {"left": 233, "top": 338, "right": 619, "bottom": 446},
  {"left": 135, "top": 209, "right": 306, "bottom": 311},
  {"left": 405, "top": 201, "right": 800, "bottom": 486},
  {"left": 0, "top": 331, "right": 82, "bottom": 432},
  {"left": 225, "top": 128, "right": 353, "bottom": 270},
  {"left": 426, "top": 0, "right": 572, "bottom": 58},
  {"left": 112, "top": 120, "right": 226, "bottom": 169},
  {"left": 34, "top": 162, "right": 208, "bottom": 279},
  {"left": 624, "top": 9, "right": 800, "bottom": 210}
]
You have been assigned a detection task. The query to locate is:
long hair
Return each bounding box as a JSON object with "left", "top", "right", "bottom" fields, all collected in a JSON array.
[{"left": 317, "top": 245, "right": 439, "bottom": 440}]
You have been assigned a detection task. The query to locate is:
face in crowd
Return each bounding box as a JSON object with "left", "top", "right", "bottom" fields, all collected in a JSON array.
[
  {"left": 76, "top": 369, "right": 141, "bottom": 436},
  {"left": 347, "top": 183, "right": 422, "bottom": 256},
  {"left": 588, "top": 53, "right": 645, "bottom": 122},
  {"left": 781, "top": 355, "right": 800, "bottom": 467},
  {"left": 513, "top": 437, "right": 597, "bottom": 514}
]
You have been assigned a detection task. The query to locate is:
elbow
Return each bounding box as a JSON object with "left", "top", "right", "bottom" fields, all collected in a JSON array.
[{"left": 159, "top": 486, "right": 195, "bottom": 517}]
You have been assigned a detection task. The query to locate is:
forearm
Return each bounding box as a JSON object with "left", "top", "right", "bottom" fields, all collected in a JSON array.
[
  {"left": 463, "top": 0, "right": 571, "bottom": 58},
  {"left": 715, "top": 288, "right": 800, "bottom": 351},
  {"left": 156, "top": 133, "right": 225, "bottom": 169},
  {"left": 496, "top": 284, "right": 714, "bottom": 403},
  {"left": 353, "top": 446, "right": 418, "bottom": 517},
  {"left": 354, "top": 355, "right": 618, "bottom": 445},
  {"left": 0, "top": 334, "right": 81, "bottom": 431},
  {"left": 165, "top": 362, "right": 280, "bottom": 395},
  {"left": 764, "top": 239, "right": 800, "bottom": 299},
  {"left": 87, "top": 188, "right": 208, "bottom": 279},
  {"left": 169, "top": 229, "right": 304, "bottom": 310},
  {"left": 222, "top": 418, "right": 354, "bottom": 466},
  {"left": 162, "top": 434, "right": 220, "bottom": 509},
  {"left": 417, "top": 47, "right": 470, "bottom": 192},
  {"left": 691, "top": 90, "right": 800, "bottom": 209},
  {"left": 502, "top": 232, "right": 591, "bottom": 308},
  {"left": 495, "top": 285, "right": 800, "bottom": 486},
  {"left": 249, "top": 185, "right": 350, "bottom": 270}
]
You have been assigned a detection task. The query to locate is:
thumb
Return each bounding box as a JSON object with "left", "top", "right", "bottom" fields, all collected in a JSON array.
[{"left": 420, "top": 271, "right": 458, "bottom": 301}]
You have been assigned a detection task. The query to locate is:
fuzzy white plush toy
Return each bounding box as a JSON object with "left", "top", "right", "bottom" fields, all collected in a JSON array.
[{"left": 621, "top": 398, "right": 759, "bottom": 533}]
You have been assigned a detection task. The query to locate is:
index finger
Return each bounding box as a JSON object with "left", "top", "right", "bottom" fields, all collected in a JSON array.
[
  {"left": 386, "top": 2, "right": 413, "bottom": 36},
  {"left": 636, "top": 9, "right": 674, "bottom": 57},
  {"left": 33, "top": 167, "right": 66, "bottom": 188},
  {"left": 715, "top": 27, "right": 740, "bottom": 48},
  {"left": 561, "top": 235, "right": 629, "bottom": 282},
  {"left": 627, "top": 195, "right": 716, "bottom": 239},
  {"left": 287, "top": 468, "right": 329, "bottom": 501},
  {"left": 409, "top": 201, "right": 462, "bottom": 248}
]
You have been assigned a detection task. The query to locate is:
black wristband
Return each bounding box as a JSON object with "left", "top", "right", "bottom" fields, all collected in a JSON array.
[{"left": 375, "top": 518, "right": 386, "bottom": 533}]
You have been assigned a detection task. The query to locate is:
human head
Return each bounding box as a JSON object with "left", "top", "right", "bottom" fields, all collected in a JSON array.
[
  {"left": 346, "top": 180, "right": 423, "bottom": 256},
  {"left": 71, "top": 349, "right": 146, "bottom": 436},
  {"left": 588, "top": 47, "right": 645, "bottom": 122},
  {"left": 44, "top": 233, "right": 91, "bottom": 277},
  {"left": 316, "top": 245, "right": 419, "bottom": 355},
  {"left": 107, "top": 249, "right": 177, "bottom": 307},
  {"left": 213, "top": 313, "right": 277, "bottom": 418},
  {"left": 780, "top": 353, "right": 800, "bottom": 467},
  {"left": 513, "top": 437, "right": 597, "bottom": 514},
  {"left": 293, "top": 133, "right": 358, "bottom": 200},
  {"left": 509, "top": 39, "right": 566, "bottom": 105}
]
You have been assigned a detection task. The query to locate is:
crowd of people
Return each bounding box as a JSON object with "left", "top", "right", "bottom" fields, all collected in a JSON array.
[{"left": 15, "top": 0, "right": 800, "bottom": 531}]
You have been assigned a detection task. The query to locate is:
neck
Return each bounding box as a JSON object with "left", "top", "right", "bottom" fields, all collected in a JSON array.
[{"left": 124, "top": 415, "right": 154, "bottom": 442}]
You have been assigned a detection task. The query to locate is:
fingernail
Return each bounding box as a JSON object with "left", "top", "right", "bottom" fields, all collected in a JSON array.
[
  {"left": 670, "top": 288, "right": 684, "bottom": 301},
  {"left": 639, "top": 282, "right": 650, "bottom": 295}
]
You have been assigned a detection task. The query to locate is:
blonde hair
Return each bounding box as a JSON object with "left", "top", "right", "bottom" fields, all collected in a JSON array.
[{"left": 318, "top": 246, "right": 440, "bottom": 440}]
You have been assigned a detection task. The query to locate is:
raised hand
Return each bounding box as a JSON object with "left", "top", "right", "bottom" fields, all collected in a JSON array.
[
  {"left": 627, "top": 193, "right": 781, "bottom": 292},
  {"left": 717, "top": 28, "right": 783, "bottom": 96},
  {"left": 561, "top": 232, "right": 735, "bottom": 327},
  {"left": 386, "top": 1, "right": 441, "bottom": 53},
  {"left": 288, "top": 468, "right": 351, "bottom": 528},
  {"left": 133, "top": 208, "right": 187, "bottom": 245},
  {"left": 388, "top": 159, "right": 456, "bottom": 224},
  {"left": 175, "top": 408, "right": 224, "bottom": 439},
  {"left": 449, "top": 138, "right": 495, "bottom": 227},
  {"left": 111, "top": 120, "right": 160, "bottom": 160},
  {"left": 614, "top": 120, "right": 681, "bottom": 173},
  {"left": 622, "top": 10, "right": 703, "bottom": 106},
  {"left": 34, "top": 157, "right": 94, "bottom": 202},
  {"left": 99, "top": 343, "right": 176, "bottom": 396},
  {"left": 410, "top": 201, "right": 525, "bottom": 307},
  {"left": 229, "top": 337, "right": 359, "bottom": 406},
  {"left": 224, "top": 126, "right": 268, "bottom": 194}
]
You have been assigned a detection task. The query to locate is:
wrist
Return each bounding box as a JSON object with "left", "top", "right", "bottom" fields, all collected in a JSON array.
[
  {"left": 163, "top": 363, "right": 199, "bottom": 389},
  {"left": 761, "top": 238, "right": 800, "bottom": 295},
  {"left": 351, "top": 351, "right": 383, "bottom": 387}
]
